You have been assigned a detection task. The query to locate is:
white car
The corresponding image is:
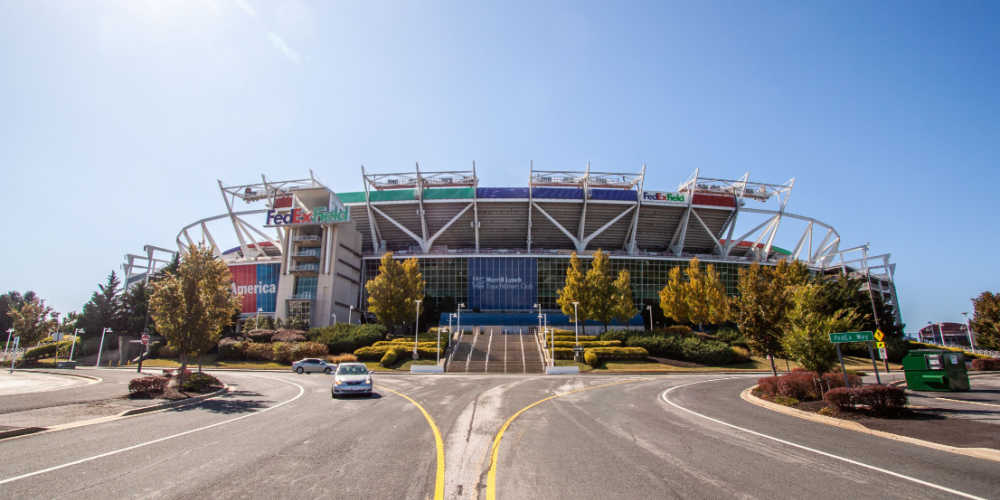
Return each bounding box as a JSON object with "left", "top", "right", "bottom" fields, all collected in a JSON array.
[
  {"left": 292, "top": 358, "right": 334, "bottom": 374},
  {"left": 332, "top": 362, "right": 373, "bottom": 397}
]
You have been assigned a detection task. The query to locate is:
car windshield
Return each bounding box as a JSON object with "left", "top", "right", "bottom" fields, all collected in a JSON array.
[{"left": 337, "top": 365, "right": 368, "bottom": 375}]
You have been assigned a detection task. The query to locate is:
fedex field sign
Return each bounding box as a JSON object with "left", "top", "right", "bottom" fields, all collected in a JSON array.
[{"left": 264, "top": 206, "right": 349, "bottom": 227}]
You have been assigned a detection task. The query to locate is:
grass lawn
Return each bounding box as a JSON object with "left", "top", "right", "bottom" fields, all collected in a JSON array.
[
  {"left": 595, "top": 355, "right": 902, "bottom": 373},
  {"left": 138, "top": 358, "right": 290, "bottom": 371}
]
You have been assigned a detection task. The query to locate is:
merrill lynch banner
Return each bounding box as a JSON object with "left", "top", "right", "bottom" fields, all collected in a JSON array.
[{"left": 469, "top": 257, "right": 537, "bottom": 311}]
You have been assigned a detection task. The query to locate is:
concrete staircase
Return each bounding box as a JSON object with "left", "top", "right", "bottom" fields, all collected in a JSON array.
[{"left": 445, "top": 328, "right": 545, "bottom": 374}]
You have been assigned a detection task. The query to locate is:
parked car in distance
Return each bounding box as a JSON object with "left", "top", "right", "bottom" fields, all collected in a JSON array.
[
  {"left": 332, "top": 362, "right": 373, "bottom": 397},
  {"left": 292, "top": 358, "right": 334, "bottom": 374}
]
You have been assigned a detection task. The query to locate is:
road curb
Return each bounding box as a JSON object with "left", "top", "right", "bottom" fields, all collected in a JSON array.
[
  {"left": 15, "top": 369, "right": 103, "bottom": 382},
  {"left": 117, "top": 384, "right": 230, "bottom": 417},
  {"left": 741, "top": 385, "right": 1000, "bottom": 463},
  {"left": 0, "top": 427, "right": 46, "bottom": 440}
]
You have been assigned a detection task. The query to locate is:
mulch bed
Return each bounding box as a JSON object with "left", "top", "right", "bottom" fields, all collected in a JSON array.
[{"left": 791, "top": 400, "right": 1000, "bottom": 450}]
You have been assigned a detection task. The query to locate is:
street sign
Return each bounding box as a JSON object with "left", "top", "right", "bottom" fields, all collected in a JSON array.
[
  {"left": 829, "top": 331, "right": 874, "bottom": 343},
  {"left": 874, "top": 329, "right": 885, "bottom": 341},
  {"left": 141, "top": 334, "right": 150, "bottom": 345},
  {"left": 875, "top": 341, "right": 886, "bottom": 349},
  {"left": 879, "top": 348, "right": 887, "bottom": 360}
]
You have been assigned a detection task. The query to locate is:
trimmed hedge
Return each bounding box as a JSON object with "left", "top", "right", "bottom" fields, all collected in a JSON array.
[
  {"left": 551, "top": 335, "right": 598, "bottom": 342},
  {"left": 599, "top": 330, "right": 628, "bottom": 343},
  {"left": 380, "top": 348, "right": 401, "bottom": 367},
  {"left": 550, "top": 340, "right": 622, "bottom": 348},
  {"left": 824, "top": 385, "right": 907, "bottom": 416},
  {"left": 23, "top": 337, "right": 80, "bottom": 360},
  {"left": 218, "top": 338, "right": 244, "bottom": 360},
  {"left": 129, "top": 375, "right": 168, "bottom": 397},
  {"left": 354, "top": 344, "right": 442, "bottom": 361},
  {"left": 971, "top": 358, "right": 1000, "bottom": 371},
  {"left": 582, "top": 347, "right": 650, "bottom": 367},
  {"left": 373, "top": 340, "right": 441, "bottom": 348}
]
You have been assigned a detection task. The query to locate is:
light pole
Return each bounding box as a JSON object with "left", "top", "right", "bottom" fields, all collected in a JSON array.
[
  {"left": 534, "top": 303, "right": 542, "bottom": 337},
  {"left": 71, "top": 328, "right": 83, "bottom": 361},
  {"left": 256, "top": 307, "right": 262, "bottom": 328},
  {"left": 447, "top": 313, "right": 455, "bottom": 349},
  {"left": 331, "top": 312, "right": 337, "bottom": 326},
  {"left": 348, "top": 305, "right": 355, "bottom": 325},
  {"left": 8, "top": 336, "right": 18, "bottom": 374},
  {"left": 457, "top": 302, "right": 465, "bottom": 337},
  {"left": 4, "top": 328, "right": 13, "bottom": 354},
  {"left": 572, "top": 301, "right": 580, "bottom": 362},
  {"left": 645, "top": 305, "right": 653, "bottom": 331},
  {"left": 436, "top": 313, "right": 442, "bottom": 365},
  {"left": 961, "top": 312, "right": 975, "bottom": 351},
  {"left": 95, "top": 327, "right": 111, "bottom": 367},
  {"left": 413, "top": 299, "right": 422, "bottom": 360}
]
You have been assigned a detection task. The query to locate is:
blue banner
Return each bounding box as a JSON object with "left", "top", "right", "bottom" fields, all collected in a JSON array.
[{"left": 469, "top": 257, "right": 537, "bottom": 311}]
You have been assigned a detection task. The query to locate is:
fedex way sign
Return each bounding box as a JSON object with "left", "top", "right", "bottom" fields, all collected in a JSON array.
[{"left": 264, "top": 207, "right": 349, "bottom": 227}]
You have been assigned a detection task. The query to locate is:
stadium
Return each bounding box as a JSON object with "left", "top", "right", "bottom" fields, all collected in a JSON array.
[{"left": 123, "top": 165, "right": 902, "bottom": 333}]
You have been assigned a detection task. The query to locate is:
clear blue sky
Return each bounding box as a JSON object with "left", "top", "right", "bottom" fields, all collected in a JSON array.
[{"left": 1, "top": 1, "right": 997, "bottom": 333}]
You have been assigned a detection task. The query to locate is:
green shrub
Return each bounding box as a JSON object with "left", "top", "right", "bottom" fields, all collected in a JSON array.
[
  {"left": 374, "top": 340, "right": 440, "bottom": 347},
  {"left": 584, "top": 350, "right": 598, "bottom": 367},
  {"left": 627, "top": 335, "right": 683, "bottom": 358},
  {"left": 599, "top": 330, "right": 628, "bottom": 343},
  {"left": 583, "top": 347, "right": 649, "bottom": 367},
  {"left": 551, "top": 335, "right": 598, "bottom": 342},
  {"left": 181, "top": 372, "right": 222, "bottom": 393},
  {"left": 245, "top": 342, "right": 275, "bottom": 361},
  {"left": 217, "top": 338, "right": 245, "bottom": 360},
  {"left": 329, "top": 353, "right": 358, "bottom": 363},
  {"left": 129, "top": 375, "right": 168, "bottom": 397},
  {"left": 291, "top": 341, "right": 328, "bottom": 361},
  {"left": 714, "top": 327, "right": 746, "bottom": 346},
  {"left": 380, "top": 348, "right": 400, "bottom": 367},
  {"left": 627, "top": 335, "right": 739, "bottom": 365},
  {"left": 23, "top": 337, "right": 80, "bottom": 360},
  {"left": 308, "top": 324, "right": 385, "bottom": 355}
]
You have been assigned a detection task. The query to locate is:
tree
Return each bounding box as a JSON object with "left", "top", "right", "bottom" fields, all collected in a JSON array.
[
  {"left": 970, "top": 291, "right": 1000, "bottom": 351},
  {"left": 149, "top": 244, "right": 240, "bottom": 384},
  {"left": 781, "top": 283, "right": 860, "bottom": 374},
  {"left": 0, "top": 291, "right": 36, "bottom": 334},
  {"left": 611, "top": 269, "right": 637, "bottom": 328},
  {"left": 365, "top": 252, "right": 425, "bottom": 334},
  {"left": 584, "top": 250, "right": 619, "bottom": 332},
  {"left": 557, "top": 252, "right": 590, "bottom": 328},
  {"left": 119, "top": 281, "right": 152, "bottom": 335},
  {"left": 658, "top": 265, "right": 689, "bottom": 325},
  {"left": 658, "top": 258, "right": 728, "bottom": 330},
  {"left": 7, "top": 296, "right": 58, "bottom": 347},
  {"left": 78, "top": 272, "right": 124, "bottom": 336},
  {"left": 683, "top": 259, "right": 729, "bottom": 329},
  {"left": 734, "top": 263, "right": 786, "bottom": 375}
]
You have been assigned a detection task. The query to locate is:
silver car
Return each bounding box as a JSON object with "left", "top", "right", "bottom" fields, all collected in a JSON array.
[
  {"left": 332, "top": 362, "right": 373, "bottom": 397},
  {"left": 292, "top": 358, "right": 334, "bottom": 374}
]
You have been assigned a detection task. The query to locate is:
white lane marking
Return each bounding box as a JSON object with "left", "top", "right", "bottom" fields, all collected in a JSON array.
[
  {"left": 0, "top": 373, "right": 306, "bottom": 486},
  {"left": 659, "top": 379, "right": 986, "bottom": 500}
]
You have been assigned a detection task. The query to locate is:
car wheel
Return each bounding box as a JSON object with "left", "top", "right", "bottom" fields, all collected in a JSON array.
[
  {"left": 295, "top": 367, "right": 304, "bottom": 374},
  {"left": 324, "top": 367, "right": 332, "bottom": 374}
]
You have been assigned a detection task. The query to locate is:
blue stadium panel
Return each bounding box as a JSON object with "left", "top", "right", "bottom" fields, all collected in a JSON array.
[
  {"left": 477, "top": 187, "right": 530, "bottom": 198},
  {"left": 590, "top": 188, "right": 637, "bottom": 201},
  {"left": 437, "top": 312, "right": 644, "bottom": 327},
  {"left": 532, "top": 187, "right": 584, "bottom": 199},
  {"left": 468, "top": 257, "right": 537, "bottom": 311},
  {"left": 255, "top": 263, "right": 280, "bottom": 313}
]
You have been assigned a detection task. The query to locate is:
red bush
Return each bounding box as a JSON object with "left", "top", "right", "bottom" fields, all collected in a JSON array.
[
  {"left": 757, "top": 376, "right": 779, "bottom": 396},
  {"left": 822, "top": 372, "right": 862, "bottom": 390},
  {"left": 971, "top": 358, "right": 1000, "bottom": 371},
  {"left": 823, "top": 387, "right": 853, "bottom": 410},
  {"left": 777, "top": 371, "right": 821, "bottom": 401},
  {"left": 129, "top": 376, "right": 168, "bottom": 397}
]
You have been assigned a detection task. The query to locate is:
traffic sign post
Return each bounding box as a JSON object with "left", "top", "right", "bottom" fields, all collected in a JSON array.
[
  {"left": 137, "top": 333, "right": 151, "bottom": 373},
  {"left": 829, "top": 331, "right": 879, "bottom": 387}
]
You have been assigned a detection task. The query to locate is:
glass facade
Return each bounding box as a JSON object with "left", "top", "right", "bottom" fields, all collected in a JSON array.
[
  {"left": 294, "top": 276, "right": 318, "bottom": 300},
  {"left": 363, "top": 255, "right": 746, "bottom": 319}
]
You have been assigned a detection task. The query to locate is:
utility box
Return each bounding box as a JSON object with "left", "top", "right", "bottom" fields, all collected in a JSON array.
[{"left": 902, "top": 349, "right": 970, "bottom": 391}]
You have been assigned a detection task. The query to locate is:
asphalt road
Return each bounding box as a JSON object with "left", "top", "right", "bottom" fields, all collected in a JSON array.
[{"left": 0, "top": 371, "right": 997, "bottom": 500}]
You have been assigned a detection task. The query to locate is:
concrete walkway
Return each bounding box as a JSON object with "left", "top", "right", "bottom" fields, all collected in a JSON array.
[{"left": 0, "top": 371, "right": 92, "bottom": 397}]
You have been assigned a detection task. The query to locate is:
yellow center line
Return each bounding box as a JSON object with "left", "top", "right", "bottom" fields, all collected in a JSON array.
[
  {"left": 381, "top": 386, "right": 445, "bottom": 500},
  {"left": 485, "top": 378, "right": 643, "bottom": 500}
]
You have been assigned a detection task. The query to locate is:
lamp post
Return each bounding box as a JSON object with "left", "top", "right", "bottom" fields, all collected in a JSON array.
[
  {"left": 534, "top": 303, "right": 542, "bottom": 337},
  {"left": 4, "top": 328, "right": 12, "bottom": 354},
  {"left": 95, "top": 327, "right": 111, "bottom": 367},
  {"left": 645, "top": 304, "right": 653, "bottom": 331},
  {"left": 447, "top": 313, "right": 455, "bottom": 349},
  {"left": 572, "top": 301, "right": 580, "bottom": 362},
  {"left": 71, "top": 328, "right": 83, "bottom": 361},
  {"left": 457, "top": 303, "right": 464, "bottom": 337},
  {"left": 331, "top": 312, "right": 337, "bottom": 326},
  {"left": 961, "top": 312, "right": 975, "bottom": 351},
  {"left": 348, "top": 305, "right": 355, "bottom": 325},
  {"left": 413, "top": 299, "right": 422, "bottom": 360},
  {"left": 256, "top": 307, "right": 262, "bottom": 328},
  {"left": 8, "top": 336, "right": 18, "bottom": 374}
]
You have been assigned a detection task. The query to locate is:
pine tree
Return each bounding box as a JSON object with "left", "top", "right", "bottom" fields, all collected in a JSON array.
[
  {"left": 365, "top": 252, "right": 425, "bottom": 334},
  {"left": 557, "top": 252, "right": 590, "bottom": 328},
  {"left": 79, "top": 271, "right": 123, "bottom": 336},
  {"left": 149, "top": 244, "right": 240, "bottom": 384}
]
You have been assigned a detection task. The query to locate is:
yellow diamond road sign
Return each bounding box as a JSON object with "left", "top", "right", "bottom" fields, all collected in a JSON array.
[
  {"left": 874, "top": 329, "right": 885, "bottom": 341},
  {"left": 876, "top": 341, "right": 886, "bottom": 349}
]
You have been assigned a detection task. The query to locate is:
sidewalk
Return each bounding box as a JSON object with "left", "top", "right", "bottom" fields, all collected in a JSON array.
[{"left": 0, "top": 370, "right": 93, "bottom": 396}]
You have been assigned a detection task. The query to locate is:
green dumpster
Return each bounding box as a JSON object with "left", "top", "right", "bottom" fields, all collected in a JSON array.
[{"left": 901, "top": 349, "right": 970, "bottom": 391}]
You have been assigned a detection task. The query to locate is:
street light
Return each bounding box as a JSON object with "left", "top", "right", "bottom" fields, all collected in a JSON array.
[
  {"left": 348, "top": 305, "right": 355, "bottom": 325},
  {"left": 95, "top": 327, "right": 112, "bottom": 367},
  {"left": 645, "top": 304, "right": 653, "bottom": 331},
  {"left": 572, "top": 301, "right": 580, "bottom": 361},
  {"left": 4, "top": 328, "right": 13, "bottom": 354},
  {"left": 331, "top": 312, "right": 337, "bottom": 326},
  {"left": 71, "top": 328, "right": 84, "bottom": 361},
  {"left": 413, "top": 299, "right": 422, "bottom": 360},
  {"left": 456, "top": 302, "right": 465, "bottom": 337},
  {"left": 961, "top": 312, "right": 975, "bottom": 351}
]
